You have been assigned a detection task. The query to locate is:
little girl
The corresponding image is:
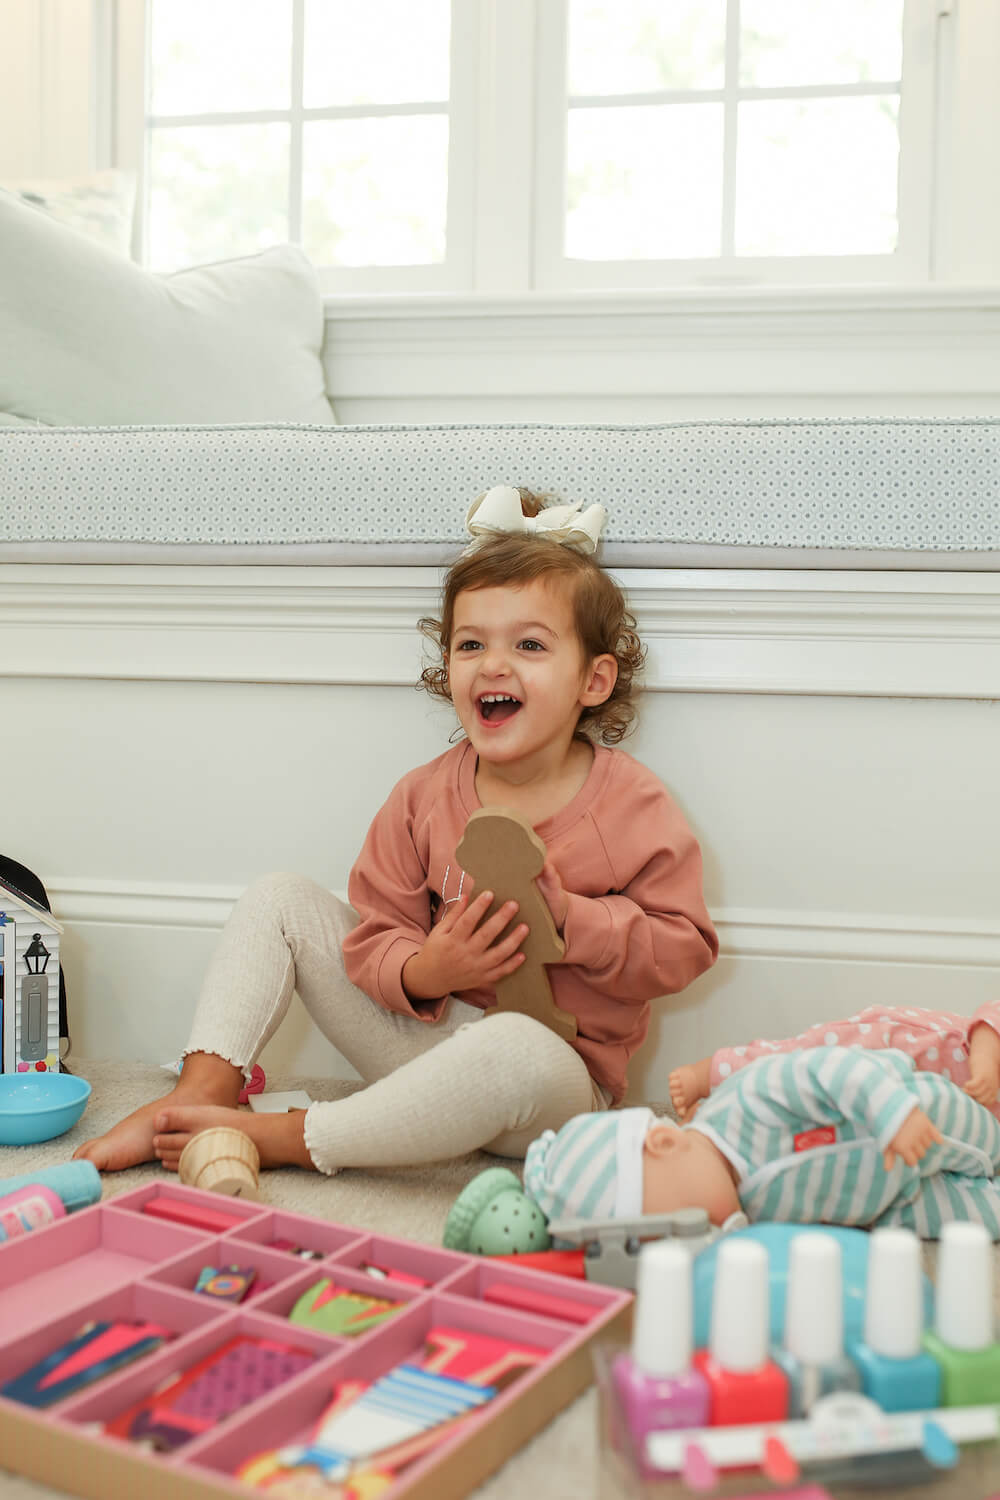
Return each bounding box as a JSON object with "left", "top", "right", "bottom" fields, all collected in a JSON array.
[
  {"left": 669, "top": 1001, "right": 1000, "bottom": 1123},
  {"left": 76, "top": 486, "right": 718, "bottom": 1178}
]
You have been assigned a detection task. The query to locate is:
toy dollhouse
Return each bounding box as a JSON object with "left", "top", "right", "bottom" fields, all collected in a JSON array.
[{"left": 0, "top": 874, "right": 62, "bottom": 1073}]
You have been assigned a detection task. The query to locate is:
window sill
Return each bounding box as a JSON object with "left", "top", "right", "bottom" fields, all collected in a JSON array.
[{"left": 320, "top": 285, "right": 1000, "bottom": 406}]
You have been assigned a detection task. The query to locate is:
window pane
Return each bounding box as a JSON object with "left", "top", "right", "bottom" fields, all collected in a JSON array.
[
  {"left": 736, "top": 97, "right": 899, "bottom": 255},
  {"left": 147, "top": 125, "right": 289, "bottom": 271},
  {"left": 566, "top": 105, "right": 723, "bottom": 260},
  {"left": 740, "top": 0, "right": 903, "bottom": 87},
  {"left": 302, "top": 116, "right": 448, "bottom": 266},
  {"left": 567, "top": 0, "right": 726, "bottom": 94},
  {"left": 304, "top": 0, "right": 450, "bottom": 106},
  {"left": 149, "top": 0, "right": 291, "bottom": 115}
]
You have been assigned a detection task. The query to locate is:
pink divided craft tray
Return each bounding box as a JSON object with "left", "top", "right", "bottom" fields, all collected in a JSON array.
[{"left": 0, "top": 1180, "right": 632, "bottom": 1500}]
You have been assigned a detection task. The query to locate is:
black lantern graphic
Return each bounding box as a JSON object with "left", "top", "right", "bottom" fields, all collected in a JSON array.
[
  {"left": 24, "top": 933, "right": 50, "bottom": 974},
  {"left": 20, "top": 933, "right": 51, "bottom": 1065}
]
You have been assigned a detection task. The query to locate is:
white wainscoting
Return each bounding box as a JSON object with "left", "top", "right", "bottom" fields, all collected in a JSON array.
[{"left": 3, "top": 563, "right": 999, "bottom": 1101}]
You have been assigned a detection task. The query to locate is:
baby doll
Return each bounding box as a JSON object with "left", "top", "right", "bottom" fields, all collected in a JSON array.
[
  {"left": 669, "top": 1001, "right": 1000, "bottom": 1122},
  {"left": 525, "top": 1045, "right": 1000, "bottom": 1241}
]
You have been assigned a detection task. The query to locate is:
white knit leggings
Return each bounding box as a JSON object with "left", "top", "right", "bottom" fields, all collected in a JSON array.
[{"left": 183, "top": 872, "right": 606, "bottom": 1175}]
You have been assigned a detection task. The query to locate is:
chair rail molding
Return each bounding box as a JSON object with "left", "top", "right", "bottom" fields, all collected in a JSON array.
[
  {"left": 48, "top": 876, "right": 1000, "bottom": 970},
  {"left": 2, "top": 564, "right": 1000, "bottom": 699}
]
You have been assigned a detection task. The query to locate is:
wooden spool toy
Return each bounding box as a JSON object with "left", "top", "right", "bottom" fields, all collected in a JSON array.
[
  {"left": 178, "top": 1126, "right": 261, "bottom": 1200},
  {"left": 456, "top": 807, "right": 577, "bottom": 1042}
]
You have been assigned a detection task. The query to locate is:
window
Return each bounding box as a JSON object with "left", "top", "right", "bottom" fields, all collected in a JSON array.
[
  {"left": 535, "top": 0, "right": 934, "bottom": 287},
  {"left": 113, "top": 0, "right": 955, "bottom": 292}
]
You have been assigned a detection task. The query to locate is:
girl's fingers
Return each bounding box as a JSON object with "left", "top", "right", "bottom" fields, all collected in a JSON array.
[
  {"left": 476, "top": 903, "right": 523, "bottom": 946},
  {"left": 485, "top": 951, "right": 527, "bottom": 981}
]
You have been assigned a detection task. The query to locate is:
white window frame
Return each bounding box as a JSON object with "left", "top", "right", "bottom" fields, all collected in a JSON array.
[
  {"left": 533, "top": 0, "right": 939, "bottom": 290},
  {"left": 114, "top": 0, "right": 483, "bottom": 292},
  {"left": 106, "top": 0, "right": 994, "bottom": 295}
]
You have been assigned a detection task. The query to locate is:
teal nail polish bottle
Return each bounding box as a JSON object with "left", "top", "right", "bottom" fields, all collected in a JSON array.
[{"left": 847, "top": 1227, "right": 940, "bottom": 1411}]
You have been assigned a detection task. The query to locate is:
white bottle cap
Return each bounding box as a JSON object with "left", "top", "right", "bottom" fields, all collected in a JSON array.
[
  {"left": 709, "top": 1238, "right": 770, "bottom": 1372},
  {"left": 784, "top": 1232, "right": 844, "bottom": 1365},
  {"left": 632, "top": 1240, "right": 695, "bottom": 1377},
  {"left": 935, "top": 1221, "right": 996, "bottom": 1351},
  {"left": 864, "top": 1227, "right": 924, "bottom": 1358}
]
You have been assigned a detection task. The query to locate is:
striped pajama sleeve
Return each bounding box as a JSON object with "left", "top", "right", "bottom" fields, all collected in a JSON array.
[{"left": 871, "top": 1071, "right": 1000, "bottom": 1239}]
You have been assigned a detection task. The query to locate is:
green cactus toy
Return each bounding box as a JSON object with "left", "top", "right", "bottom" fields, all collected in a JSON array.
[{"left": 443, "top": 1166, "right": 551, "bottom": 1256}]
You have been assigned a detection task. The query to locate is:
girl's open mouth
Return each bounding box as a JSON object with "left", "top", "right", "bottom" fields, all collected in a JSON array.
[{"left": 477, "top": 693, "right": 522, "bottom": 725}]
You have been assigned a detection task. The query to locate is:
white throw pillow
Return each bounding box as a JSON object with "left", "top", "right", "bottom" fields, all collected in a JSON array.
[
  {"left": 0, "top": 191, "right": 335, "bottom": 427},
  {"left": 2, "top": 169, "right": 136, "bottom": 256}
]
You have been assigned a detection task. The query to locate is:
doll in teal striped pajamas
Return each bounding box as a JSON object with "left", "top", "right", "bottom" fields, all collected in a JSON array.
[{"left": 525, "top": 1046, "right": 1000, "bottom": 1240}]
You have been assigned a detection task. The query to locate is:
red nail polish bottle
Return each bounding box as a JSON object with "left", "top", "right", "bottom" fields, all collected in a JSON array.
[{"left": 693, "top": 1239, "right": 789, "bottom": 1425}]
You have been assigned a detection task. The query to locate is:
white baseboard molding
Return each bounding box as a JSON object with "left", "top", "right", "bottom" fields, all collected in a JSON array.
[{"left": 3, "top": 565, "right": 1000, "bottom": 698}]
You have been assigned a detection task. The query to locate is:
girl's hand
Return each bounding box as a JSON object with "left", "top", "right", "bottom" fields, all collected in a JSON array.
[
  {"left": 402, "top": 889, "right": 528, "bottom": 1000},
  {"left": 883, "top": 1108, "right": 943, "bottom": 1171},
  {"left": 536, "top": 860, "right": 569, "bottom": 935},
  {"left": 965, "top": 1024, "right": 1000, "bottom": 1106}
]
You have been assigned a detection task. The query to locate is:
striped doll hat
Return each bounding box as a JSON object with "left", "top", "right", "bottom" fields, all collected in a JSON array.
[{"left": 523, "top": 1107, "right": 656, "bottom": 1224}]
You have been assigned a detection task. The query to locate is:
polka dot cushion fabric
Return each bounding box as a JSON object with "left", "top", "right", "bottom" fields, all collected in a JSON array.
[{"left": 1, "top": 418, "right": 998, "bottom": 563}]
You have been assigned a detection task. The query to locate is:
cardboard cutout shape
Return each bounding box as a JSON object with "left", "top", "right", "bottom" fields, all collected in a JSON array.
[{"left": 456, "top": 808, "right": 576, "bottom": 1041}]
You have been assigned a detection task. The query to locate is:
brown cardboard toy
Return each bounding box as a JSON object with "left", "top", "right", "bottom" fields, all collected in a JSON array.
[{"left": 456, "top": 807, "right": 577, "bottom": 1041}]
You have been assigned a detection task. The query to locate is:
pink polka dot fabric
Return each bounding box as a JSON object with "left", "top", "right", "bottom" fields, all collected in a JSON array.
[{"left": 710, "top": 1003, "right": 1000, "bottom": 1121}]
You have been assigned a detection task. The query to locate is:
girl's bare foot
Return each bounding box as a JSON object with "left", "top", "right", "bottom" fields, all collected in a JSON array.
[
  {"left": 73, "top": 1053, "right": 244, "bottom": 1172},
  {"left": 668, "top": 1057, "right": 712, "bottom": 1121},
  {"left": 152, "top": 1104, "right": 314, "bottom": 1172}
]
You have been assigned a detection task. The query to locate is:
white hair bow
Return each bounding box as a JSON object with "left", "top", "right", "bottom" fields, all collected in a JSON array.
[{"left": 465, "top": 485, "right": 606, "bottom": 555}]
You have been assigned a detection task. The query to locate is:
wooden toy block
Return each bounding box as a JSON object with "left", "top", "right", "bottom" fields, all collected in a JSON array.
[{"left": 456, "top": 807, "right": 576, "bottom": 1041}]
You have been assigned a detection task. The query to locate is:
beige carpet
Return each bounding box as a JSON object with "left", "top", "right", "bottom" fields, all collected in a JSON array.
[{"left": 1, "top": 1060, "right": 999, "bottom": 1500}]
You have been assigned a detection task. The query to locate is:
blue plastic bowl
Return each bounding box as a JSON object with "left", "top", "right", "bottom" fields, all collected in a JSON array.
[{"left": 0, "top": 1073, "right": 92, "bottom": 1145}]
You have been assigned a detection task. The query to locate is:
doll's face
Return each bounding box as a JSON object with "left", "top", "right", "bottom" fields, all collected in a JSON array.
[{"left": 641, "top": 1121, "right": 742, "bottom": 1226}]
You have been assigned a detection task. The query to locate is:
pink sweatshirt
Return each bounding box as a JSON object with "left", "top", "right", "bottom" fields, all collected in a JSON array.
[{"left": 343, "top": 741, "right": 718, "bottom": 1103}]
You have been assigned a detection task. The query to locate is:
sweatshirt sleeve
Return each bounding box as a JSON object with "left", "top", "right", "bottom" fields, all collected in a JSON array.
[
  {"left": 558, "top": 769, "right": 718, "bottom": 1003},
  {"left": 341, "top": 775, "right": 446, "bottom": 1022}
]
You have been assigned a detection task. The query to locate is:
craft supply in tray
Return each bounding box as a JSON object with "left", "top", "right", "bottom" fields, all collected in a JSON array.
[{"left": 0, "top": 1180, "right": 631, "bottom": 1500}]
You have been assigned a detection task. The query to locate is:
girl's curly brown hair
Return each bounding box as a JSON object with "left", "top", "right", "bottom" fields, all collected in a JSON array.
[{"left": 419, "top": 490, "right": 645, "bottom": 745}]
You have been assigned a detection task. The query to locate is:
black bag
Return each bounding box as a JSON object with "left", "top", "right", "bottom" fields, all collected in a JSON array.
[{"left": 0, "top": 853, "right": 70, "bottom": 1068}]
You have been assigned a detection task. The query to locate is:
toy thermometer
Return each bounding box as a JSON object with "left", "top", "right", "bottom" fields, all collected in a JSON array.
[{"left": 645, "top": 1393, "right": 999, "bottom": 1472}]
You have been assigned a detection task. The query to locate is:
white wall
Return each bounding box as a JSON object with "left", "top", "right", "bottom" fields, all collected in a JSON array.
[{"left": 3, "top": 564, "right": 998, "bottom": 1102}]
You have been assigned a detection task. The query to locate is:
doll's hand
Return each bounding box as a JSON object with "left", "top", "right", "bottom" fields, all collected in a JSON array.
[
  {"left": 402, "top": 889, "right": 528, "bottom": 1001},
  {"left": 883, "top": 1108, "right": 943, "bottom": 1171},
  {"left": 536, "top": 860, "right": 569, "bottom": 935},
  {"left": 964, "top": 1024, "right": 1000, "bottom": 1106}
]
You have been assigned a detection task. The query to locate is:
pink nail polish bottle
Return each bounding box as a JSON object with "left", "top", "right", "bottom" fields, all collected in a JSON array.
[
  {"left": 612, "top": 1240, "right": 710, "bottom": 1474},
  {"left": 693, "top": 1238, "right": 789, "bottom": 1425}
]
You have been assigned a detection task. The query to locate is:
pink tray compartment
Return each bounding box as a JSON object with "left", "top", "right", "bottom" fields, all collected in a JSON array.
[
  {"left": 60, "top": 1305, "right": 347, "bottom": 1438},
  {"left": 224, "top": 1207, "right": 366, "bottom": 1260},
  {"left": 443, "top": 1257, "right": 618, "bottom": 1323},
  {"left": 251, "top": 1258, "right": 426, "bottom": 1327},
  {"left": 0, "top": 1279, "right": 223, "bottom": 1401},
  {"left": 0, "top": 1206, "right": 210, "bottom": 1342},
  {"left": 107, "top": 1181, "right": 265, "bottom": 1233},
  {"left": 325, "top": 1231, "right": 470, "bottom": 1288},
  {"left": 141, "top": 1237, "right": 314, "bottom": 1305}
]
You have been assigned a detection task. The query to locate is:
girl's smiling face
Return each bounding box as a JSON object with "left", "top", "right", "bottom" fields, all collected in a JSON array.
[{"left": 447, "top": 578, "right": 615, "bottom": 778}]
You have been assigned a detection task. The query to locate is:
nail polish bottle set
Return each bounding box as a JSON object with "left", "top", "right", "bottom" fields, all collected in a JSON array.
[{"left": 599, "top": 1221, "right": 1000, "bottom": 1496}]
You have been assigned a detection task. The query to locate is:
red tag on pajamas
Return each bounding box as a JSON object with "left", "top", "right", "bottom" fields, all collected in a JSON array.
[{"left": 793, "top": 1126, "right": 836, "bottom": 1152}]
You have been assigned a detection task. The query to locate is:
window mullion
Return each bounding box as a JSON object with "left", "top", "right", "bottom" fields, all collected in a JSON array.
[
  {"left": 720, "top": 0, "right": 741, "bottom": 260},
  {"left": 470, "top": 0, "right": 538, "bottom": 293},
  {"left": 288, "top": 0, "right": 304, "bottom": 246}
]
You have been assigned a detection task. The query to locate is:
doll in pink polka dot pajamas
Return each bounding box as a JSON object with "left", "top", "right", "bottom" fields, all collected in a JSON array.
[{"left": 669, "top": 1002, "right": 1000, "bottom": 1124}]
